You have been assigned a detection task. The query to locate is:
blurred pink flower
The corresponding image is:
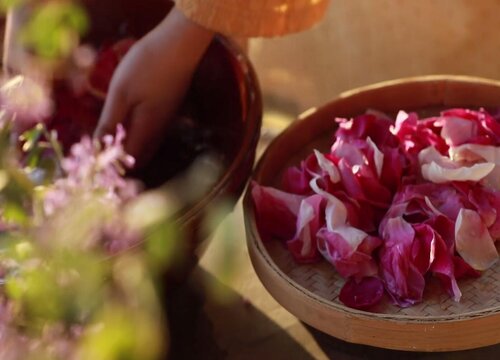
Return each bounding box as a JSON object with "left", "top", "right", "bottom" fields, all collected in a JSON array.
[
  {"left": 0, "top": 76, "right": 53, "bottom": 132},
  {"left": 43, "top": 125, "right": 138, "bottom": 217}
]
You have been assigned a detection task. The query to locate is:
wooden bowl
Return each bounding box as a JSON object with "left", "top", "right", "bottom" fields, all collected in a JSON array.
[
  {"left": 244, "top": 75, "right": 500, "bottom": 352},
  {"left": 173, "top": 35, "right": 262, "bottom": 258},
  {"left": 82, "top": 0, "right": 262, "bottom": 261}
]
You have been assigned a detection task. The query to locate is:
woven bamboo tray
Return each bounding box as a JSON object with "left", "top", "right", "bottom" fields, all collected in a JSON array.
[{"left": 244, "top": 76, "right": 500, "bottom": 352}]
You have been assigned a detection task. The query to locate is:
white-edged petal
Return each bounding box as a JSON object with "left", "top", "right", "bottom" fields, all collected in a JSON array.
[{"left": 455, "top": 208, "right": 499, "bottom": 271}]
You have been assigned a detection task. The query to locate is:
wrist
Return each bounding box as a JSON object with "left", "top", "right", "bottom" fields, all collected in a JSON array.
[
  {"left": 159, "top": 6, "right": 214, "bottom": 45},
  {"left": 145, "top": 6, "right": 214, "bottom": 68}
]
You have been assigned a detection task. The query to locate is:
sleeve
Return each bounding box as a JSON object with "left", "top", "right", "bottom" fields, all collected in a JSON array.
[{"left": 175, "top": 0, "right": 330, "bottom": 37}]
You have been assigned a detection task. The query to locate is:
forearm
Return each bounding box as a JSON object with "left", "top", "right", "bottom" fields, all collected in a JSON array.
[{"left": 153, "top": 7, "right": 214, "bottom": 64}]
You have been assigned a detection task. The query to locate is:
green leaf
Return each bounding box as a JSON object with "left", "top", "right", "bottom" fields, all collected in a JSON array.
[
  {"left": 77, "top": 304, "right": 164, "bottom": 360},
  {"left": 0, "top": 170, "right": 9, "bottom": 191},
  {"left": 2, "top": 162, "right": 35, "bottom": 208},
  {"left": 3, "top": 201, "right": 29, "bottom": 225},
  {"left": 0, "top": 120, "right": 13, "bottom": 156},
  {"left": 21, "top": 1, "right": 89, "bottom": 59},
  {"left": 145, "top": 220, "right": 186, "bottom": 272},
  {"left": 15, "top": 241, "right": 33, "bottom": 259}
]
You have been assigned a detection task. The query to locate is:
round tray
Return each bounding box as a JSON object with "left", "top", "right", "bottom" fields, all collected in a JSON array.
[{"left": 244, "top": 76, "right": 500, "bottom": 352}]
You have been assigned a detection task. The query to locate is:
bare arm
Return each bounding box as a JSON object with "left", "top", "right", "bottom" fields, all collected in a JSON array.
[{"left": 95, "top": 7, "right": 214, "bottom": 166}]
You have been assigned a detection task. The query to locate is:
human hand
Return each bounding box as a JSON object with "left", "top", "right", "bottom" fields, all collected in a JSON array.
[{"left": 94, "top": 7, "right": 214, "bottom": 167}]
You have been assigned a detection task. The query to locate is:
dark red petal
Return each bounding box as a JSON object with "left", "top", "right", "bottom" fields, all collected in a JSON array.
[
  {"left": 281, "top": 166, "right": 311, "bottom": 195},
  {"left": 453, "top": 256, "right": 482, "bottom": 279},
  {"left": 339, "top": 277, "right": 384, "bottom": 310},
  {"left": 251, "top": 182, "right": 304, "bottom": 242}
]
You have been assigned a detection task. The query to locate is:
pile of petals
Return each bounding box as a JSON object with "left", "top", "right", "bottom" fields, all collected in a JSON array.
[{"left": 252, "top": 108, "right": 500, "bottom": 310}]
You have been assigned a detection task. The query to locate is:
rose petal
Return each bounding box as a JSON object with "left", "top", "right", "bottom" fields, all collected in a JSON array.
[
  {"left": 287, "top": 195, "right": 325, "bottom": 263},
  {"left": 422, "top": 161, "right": 494, "bottom": 184},
  {"left": 251, "top": 182, "right": 304, "bottom": 242},
  {"left": 394, "top": 112, "right": 448, "bottom": 156},
  {"left": 453, "top": 255, "right": 482, "bottom": 279},
  {"left": 317, "top": 228, "right": 380, "bottom": 279},
  {"left": 339, "top": 277, "right": 384, "bottom": 310},
  {"left": 310, "top": 177, "right": 348, "bottom": 227},
  {"left": 411, "top": 224, "right": 435, "bottom": 275},
  {"left": 424, "top": 225, "right": 462, "bottom": 302},
  {"left": 418, "top": 147, "right": 495, "bottom": 183},
  {"left": 381, "top": 244, "right": 426, "bottom": 307},
  {"left": 380, "top": 217, "right": 426, "bottom": 307},
  {"left": 419, "top": 146, "right": 496, "bottom": 183},
  {"left": 336, "top": 113, "right": 397, "bottom": 147},
  {"left": 455, "top": 208, "right": 499, "bottom": 271},
  {"left": 366, "top": 137, "right": 384, "bottom": 178},
  {"left": 440, "top": 116, "right": 478, "bottom": 147},
  {"left": 313, "top": 150, "right": 341, "bottom": 183},
  {"left": 450, "top": 144, "right": 500, "bottom": 190}
]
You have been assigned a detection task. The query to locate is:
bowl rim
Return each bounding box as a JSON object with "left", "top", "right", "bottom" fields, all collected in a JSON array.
[{"left": 175, "top": 35, "right": 262, "bottom": 226}]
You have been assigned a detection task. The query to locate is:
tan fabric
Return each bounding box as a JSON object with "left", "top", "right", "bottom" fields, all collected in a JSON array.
[{"left": 176, "top": 0, "right": 330, "bottom": 37}]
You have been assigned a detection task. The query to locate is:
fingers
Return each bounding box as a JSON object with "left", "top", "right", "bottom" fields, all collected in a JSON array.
[
  {"left": 125, "top": 103, "right": 172, "bottom": 168},
  {"left": 94, "top": 87, "right": 129, "bottom": 138},
  {"left": 94, "top": 86, "right": 173, "bottom": 169}
]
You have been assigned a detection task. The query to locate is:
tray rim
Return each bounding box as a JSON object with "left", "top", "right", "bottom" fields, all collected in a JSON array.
[{"left": 244, "top": 75, "right": 500, "bottom": 352}]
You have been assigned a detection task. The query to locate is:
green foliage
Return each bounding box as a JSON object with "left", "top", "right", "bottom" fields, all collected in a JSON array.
[
  {"left": 200, "top": 201, "right": 242, "bottom": 302},
  {"left": 0, "top": 91, "right": 172, "bottom": 359},
  {"left": 77, "top": 302, "right": 165, "bottom": 360},
  {"left": 145, "top": 219, "right": 186, "bottom": 272},
  {"left": 0, "top": 3, "right": 193, "bottom": 357},
  {"left": 20, "top": 1, "right": 89, "bottom": 59},
  {"left": 0, "top": 0, "right": 25, "bottom": 12}
]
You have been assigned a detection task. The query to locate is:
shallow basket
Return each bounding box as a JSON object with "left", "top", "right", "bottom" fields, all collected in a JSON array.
[{"left": 244, "top": 75, "right": 500, "bottom": 352}]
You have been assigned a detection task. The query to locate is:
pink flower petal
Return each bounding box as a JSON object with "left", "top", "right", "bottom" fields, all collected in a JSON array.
[
  {"left": 394, "top": 111, "right": 448, "bottom": 157},
  {"left": 339, "top": 277, "right": 384, "bottom": 310},
  {"left": 430, "top": 228, "right": 462, "bottom": 302},
  {"left": 453, "top": 255, "right": 482, "bottom": 280},
  {"left": 313, "top": 150, "right": 341, "bottom": 183},
  {"left": 441, "top": 108, "right": 500, "bottom": 144},
  {"left": 411, "top": 224, "right": 435, "bottom": 275},
  {"left": 380, "top": 217, "right": 426, "bottom": 307},
  {"left": 425, "top": 215, "right": 456, "bottom": 251},
  {"left": 381, "top": 245, "right": 426, "bottom": 307},
  {"left": 420, "top": 146, "right": 494, "bottom": 183},
  {"left": 336, "top": 113, "right": 398, "bottom": 148},
  {"left": 382, "top": 216, "right": 415, "bottom": 247},
  {"left": 450, "top": 143, "right": 500, "bottom": 190},
  {"left": 317, "top": 228, "right": 380, "bottom": 279},
  {"left": 331, "top": 141, "right": 366, "bottom": 167},
  {"left": 287, "top": 195, "right": 325, "bottom": 263},
  {"left": 455, "top": 208, "right": 499, "bottom": 271},
  {"left": 281, "top": 166, "right": 311, "bottom": 195},
  {"left": 440, "top": 116, "right": 478, "bottom": 147},
  {"left": 251, "top": 182, "right": 304, "bottom": 242},
  {"left": 380, "top": 147, "right": 406, "bottom": 192},
  {"left": 366, "top": 137, "right": 384, "bottom": 178}
]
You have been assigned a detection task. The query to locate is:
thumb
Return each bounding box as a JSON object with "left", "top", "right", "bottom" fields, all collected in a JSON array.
[{"left": 94, "top": 90, "right": 129, "bottom": 138}]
